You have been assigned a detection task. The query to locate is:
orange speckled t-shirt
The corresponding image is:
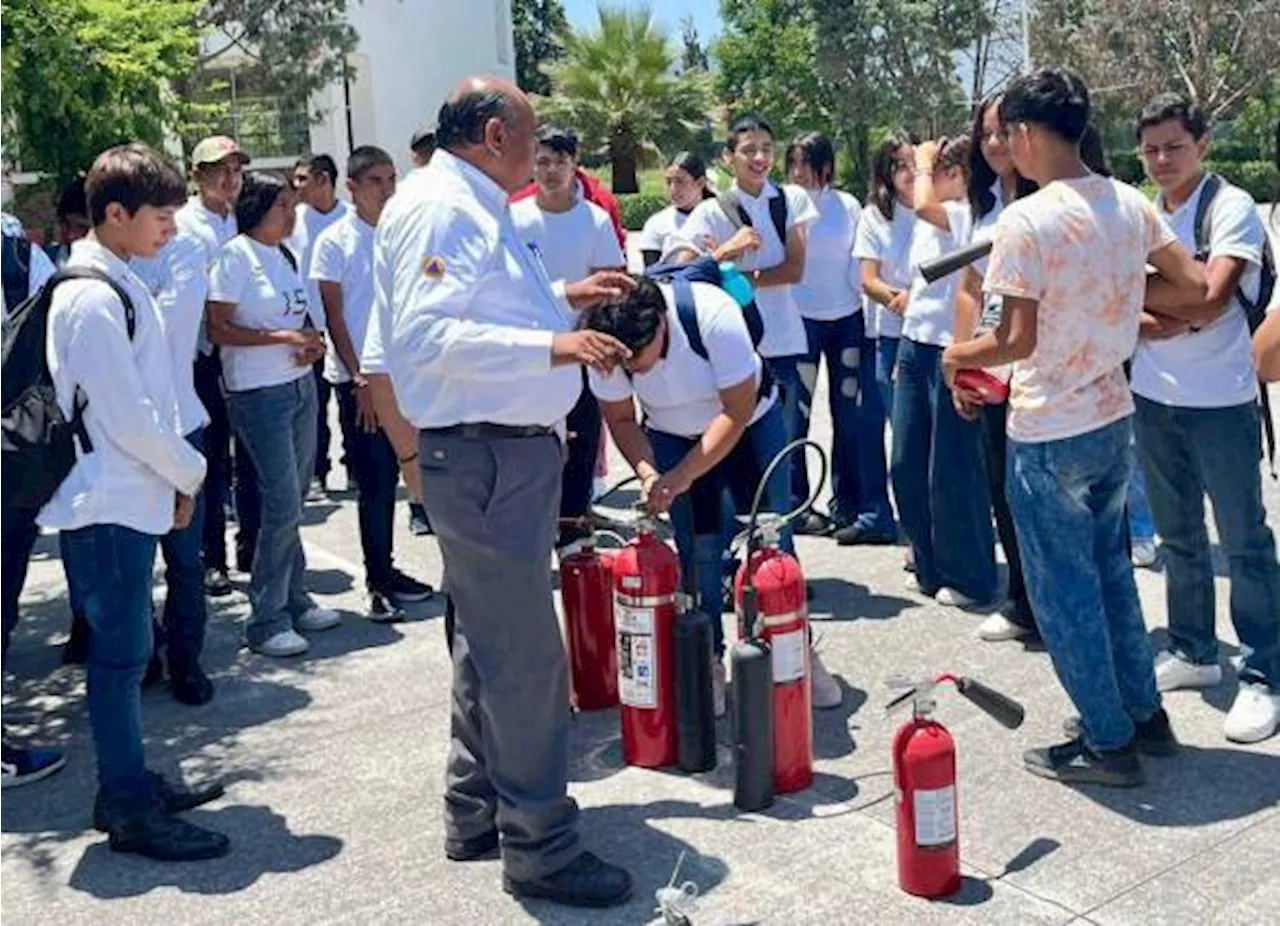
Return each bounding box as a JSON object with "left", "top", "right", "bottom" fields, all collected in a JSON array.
[{"left": 984, "top": 176, "right": 1176, "bottom": 443}]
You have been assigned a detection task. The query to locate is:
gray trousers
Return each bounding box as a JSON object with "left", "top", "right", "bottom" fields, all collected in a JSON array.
[{"left": 418, "top": 430, "right": 580, "bottom": 880}]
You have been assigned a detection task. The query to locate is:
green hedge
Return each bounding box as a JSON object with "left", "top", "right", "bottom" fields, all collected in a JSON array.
[
  {"left": 619, "top": 193, "right": 669, "bottom": 232},
  {"left": 1208, "top": 160, "right": 1279, "bottom": 203}
]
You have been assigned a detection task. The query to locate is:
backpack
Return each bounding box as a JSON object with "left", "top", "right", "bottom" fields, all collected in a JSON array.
[
  {"left": 643, "top": 255, "right": 774, "bottom": 400},
  {"left": 2, "top": 268, "right": 136, "bottom": 510},
  {"left": 1193, "top": 173, "right": 1278, "bottom": 475},
  {"left": 716, "top": 188, "right": 789, "bottom": 249},
  {"left": 2, "top": 234, "right": 33, "bottom": 314}
]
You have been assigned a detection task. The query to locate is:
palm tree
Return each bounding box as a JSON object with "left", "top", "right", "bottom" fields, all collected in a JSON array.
[{"left": 536, "top": 4, "right": 713, "bottom": 193}]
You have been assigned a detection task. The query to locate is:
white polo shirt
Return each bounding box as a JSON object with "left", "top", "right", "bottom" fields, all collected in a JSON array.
[
  {"left": 902, "top": 201, "right": 974, "bottom": 347},
  {"left": 853, "top": 202, "right": 915, "bottom": 340},
  {"left": 1131, "top": 174, "right": 1269, "bottom": 408},
  {"left": 310, "top": 211, "right": 377, "bottom": 384},
  {"left": 589, "top": 282, "right": 774, "bottom": 438},
  {"left": 677, "top": 181, "right": 819, "bottom": 358},
  {"left": 378, "top": 150, "right": 580, "bottom": 429},
  {"left": 208, "top": 236, "right": 314, "bottom": 392},
  {"left": 509, "top": 197, "right": 626, "bottom": 290},
  {"left": 287, "top": 199, "right": 350, "bottom": 329},
  {"left": 39, "top": 238, "right": 206, "bottom": 535},
  {"left": 635, "top": 204, "right": 694, "bottom": 260},
  {"left": 174, "top": 195, "right": 238, "bottom": 357},
  {"left": 794, "top": 187, "right": 862, "bottom": 322}
]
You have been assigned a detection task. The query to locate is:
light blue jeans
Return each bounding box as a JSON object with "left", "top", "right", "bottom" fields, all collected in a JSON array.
[
  {"left": 227, "top": 374, "right": 319, "bottom": 646},
  {"left": 1008, "top": 417, "right": 1162, "bottom": 751}
]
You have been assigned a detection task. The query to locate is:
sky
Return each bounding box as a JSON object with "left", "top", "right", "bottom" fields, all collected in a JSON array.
[{"left": 563, "top": 0, "right": 723, "bottom": 43}]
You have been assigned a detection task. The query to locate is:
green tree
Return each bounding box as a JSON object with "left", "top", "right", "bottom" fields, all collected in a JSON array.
[
  {"left": 679, "top": 14, "right": 710, "bottom": 73},
  {"left": 2, "top": 0, "right": 202, "bottom": 182},
  {"left": 537, "top": 5, "right": 713, "bottom": 193},
  {"left": 512, "top": 0, "right": 569, "bottom": 95}
]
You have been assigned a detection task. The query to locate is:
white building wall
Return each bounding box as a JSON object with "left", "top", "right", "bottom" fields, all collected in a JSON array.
[{"left": 309, "top": 0, "right": 515, "bottom": 177}]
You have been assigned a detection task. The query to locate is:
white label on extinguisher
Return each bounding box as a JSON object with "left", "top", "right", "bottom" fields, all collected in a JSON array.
[
  {"left": 770, "top": 629, "right": 806, "bottom": 683},
  {"left": 615, "top": 603, "right": 656, "bottom": 709},
  {"left": 913, "top": 785, "right": 957, "bottom": 847}
]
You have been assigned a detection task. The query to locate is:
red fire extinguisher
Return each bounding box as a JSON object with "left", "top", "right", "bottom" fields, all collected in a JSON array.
[
  {"left": 614, "top": 516, "right": 681, "bottom": 768},
  {"left": 560, "top": 535, "right": 620, "bottom": 711},
  {"left": 734, "top": 514, "right": 812, "bottom": 795},
  {"left": 886, "top": 674, "right": 1025, "bottom": 898}
]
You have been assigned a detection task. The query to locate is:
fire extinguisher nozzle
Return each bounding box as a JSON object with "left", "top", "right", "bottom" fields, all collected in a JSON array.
[{"left": 956, "top": 677, "right": 1026, "bottom": 729}]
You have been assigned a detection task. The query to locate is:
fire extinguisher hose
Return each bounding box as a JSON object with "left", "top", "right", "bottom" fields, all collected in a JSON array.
[{"left": 739, "top": 437, "right": 830, "bottom": 562}]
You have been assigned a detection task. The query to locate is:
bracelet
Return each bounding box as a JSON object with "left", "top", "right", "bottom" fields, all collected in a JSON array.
[{"left": 398, "top": 452, "right": 419, "bottom": 465}]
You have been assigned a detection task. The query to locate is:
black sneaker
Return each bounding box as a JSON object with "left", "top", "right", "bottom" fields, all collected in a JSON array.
[
  {"left": 794, "top": 512, "right": 833, "bottom": 536},
  {"left": 1063, "top": 709, "right": 1178, "bottom": 757},
  {"left": 106, "top": 807, "right": 230, "bottom": 861},
  {"left": 1, "top": 742, "right": 67, "bottom": 789},
  {"left": 204, "top": 567, "right": 233, "bottom": 597},
  {"left": 379, "top": 569, "right": 434, "bottom": 604},
  {"left": 503, "top": 851, "right": 632, "bottom": 908},
  {"left": 445, "top": 829, "right": 499, "bottom": 862},
  {"left": 169, "top": 660, "right": 215, "bottom": 706},
  {"left": 1023, "top": 737, "right": 1144, "bottom": 787},
  {"left": 408, "top": 504, "right": 432, "bottom": 536},
  {"left": 368, "top": 589, "right": 407, "bottom": 623},
  {"left": 834, "top": 521, "right": 898, "bottom": 546},
  {"left": 94, "top": 772, "right": 226, "bottom": 831}
]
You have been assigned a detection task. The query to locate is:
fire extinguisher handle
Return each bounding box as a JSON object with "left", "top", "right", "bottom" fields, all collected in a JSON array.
[{"left": 955, "top": 677, "right": 1025, "bottom": 729}]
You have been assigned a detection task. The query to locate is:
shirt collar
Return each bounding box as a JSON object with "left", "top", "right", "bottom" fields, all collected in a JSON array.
[
  {"left": 430, "top": 150, "right": 510, "bottom": 218},
  {"left": 732, "top": 179, "right": 779, "bottom": 203},
  {"left": 76, "top": 236, "right": 134, "bottom": 278},
  {"left": 1156, "top": 172, "right": 1210, "bottom": 220}
]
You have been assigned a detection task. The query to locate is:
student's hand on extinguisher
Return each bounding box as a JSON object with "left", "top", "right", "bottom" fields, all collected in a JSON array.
[{"left": 643, "top": 471, "right": 689, "bottom": 515}]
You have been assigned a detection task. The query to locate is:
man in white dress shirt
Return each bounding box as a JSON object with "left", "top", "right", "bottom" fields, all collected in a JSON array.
[{"left": 380, "top": 75, "right": 634, "bottom": 908}]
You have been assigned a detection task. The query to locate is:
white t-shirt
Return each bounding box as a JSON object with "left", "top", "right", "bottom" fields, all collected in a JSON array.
[
  {"left": 310, "top": 212, "right": 377, "bottom": 384},
  {"left": 853, "top": 202, "right": 916, "bottom": 340},
  {"left": 635, "top": 204, "right": 694, "bottom": 260},
  {"left": 589, "top": 282, "right": 774, "bottom": 438},
  {"left": 902, "top": 201, "right": 974, "bottom": 347},
  {"left": 794, "top": 187, "right": 862, "bottom": 322},
  {"left": 287, "top": 200, "right": 350, "bottom": 328},
  {"left": 1131, "top": 175, "right": 1269, "bottom": 408},
  {"left": 678, "top": 181, "right": 819, "bottom": 358},
  {"left": 971, "top": 180, "right": 1009, "bottom": 333},
  {"left": 208, "top": 236, "right": 314, "bottom": 392},
  {"left": 509, "top": 198, "right": 626, "bottom": 291}
]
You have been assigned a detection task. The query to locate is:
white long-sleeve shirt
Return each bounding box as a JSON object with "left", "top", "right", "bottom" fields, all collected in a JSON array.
[
  {"left": 38, "top": 238, "right": 206, "bottom": 535},
  {"left": 378, "top": 150, "right": 580, "bottom": 429}
]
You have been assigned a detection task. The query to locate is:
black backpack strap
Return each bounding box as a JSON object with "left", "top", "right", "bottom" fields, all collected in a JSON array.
[
  {"left": 2, "top": 235, "right": 32, "bottom": 312},
  {"left": 1192, "top": 172, "right": 1221, "bottom": 260},
  {"left": 767, "top": 191, "right": 789, "bottom": 248},
  {"left": 672, "top": 277, "right": 774, "bottom": 402},
  {"left": 716, "top": 191, "right": 749, "bottom": 231},
  {"left": 51, "top": 267, "right": 137, "bottom": 339}
]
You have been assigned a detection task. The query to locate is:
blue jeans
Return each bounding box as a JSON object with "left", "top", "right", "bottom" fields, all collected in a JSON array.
[
  {"left": 1134, "top": 397, "right": 1280, "bottom": 689},
  {"left": 875, "top": 336, "right": 900, "bottom": 415},
  {"left": 228, "top": 375, "right": 319, "bottom": 646},
  {"left": 1008, "top": 417, "right": 1161, "bottom": 751},
  {"left": 60, "top": 524, "right": 161, "bottom": 810},
  {"left": 1127, "top": 440, "right": 1156, "bottom": 543},
  {"left": 792, "top": 314, "right": 894, "bottom": 532},
  {"left": 890, "top": 338, "right": 996, "bottom": 601},
  {"left": 159, "top": 428, "right": 207, "bottom": 667},
  {"left": 768, "top": 354, "right": 803, "bottom": 510},
  {"left": 648, "top": 403, "right": 793, "bottom": 654}
]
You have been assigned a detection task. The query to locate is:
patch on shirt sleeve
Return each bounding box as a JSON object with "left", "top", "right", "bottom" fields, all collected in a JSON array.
[{"left": 422, "top": 256, "right": 447, "bottom": 281}]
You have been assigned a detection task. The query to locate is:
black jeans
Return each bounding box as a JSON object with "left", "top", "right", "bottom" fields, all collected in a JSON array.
[
  {"left": 314, "top": 362, "right": 332, "bottom": 481},
  {"left": 195, "top": 350, "right": 231, "bottom": 571},
  {"left": 336, "top": 382, "right": 400, "bottom": 587},
  {"left": 1, "top": 504, "right": 41, "bottom": 668},
  {"left": 979, "top": 403, "right": 1034, "bottom": 627},
  {"left": 557, "top": 377, "right": 600, "bottom": 548}
]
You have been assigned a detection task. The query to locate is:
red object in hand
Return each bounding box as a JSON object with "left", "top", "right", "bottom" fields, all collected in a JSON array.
[{"left": 954, "top": 368, "right": 1010, "bottom": 405}]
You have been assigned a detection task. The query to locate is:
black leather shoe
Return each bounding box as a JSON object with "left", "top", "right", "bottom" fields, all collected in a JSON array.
[
  {"left": 1023, "top": 737, "right": 1144, "bottom": 787},
  {"left": 94, "top": 774, "right": 226, "bottom": 831},
  {"left": 169, "top": 661, "right": 215, "bottom": 706},
  {"left": 1064, "top": 709, "right": 1178, "bottom": 757},
  {"left": 794, "top": 512, "right": 832, "bottom": 536},
  {"left": 106, "top": 807, "right": 230, "bottom": 861},
  {"left": 833, "top": 522, "right": 898, "bottom": 546},
  {"left": 444, "top": 829, "right": 499, "bottom": 862},
  {"left": 503, "top": 851, "right": 632, "bottom": 908}
]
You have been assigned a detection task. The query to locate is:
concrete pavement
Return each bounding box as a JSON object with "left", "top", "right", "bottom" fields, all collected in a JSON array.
[{"left": 3, "top": 379, "right": 1279, "bottom": 926}]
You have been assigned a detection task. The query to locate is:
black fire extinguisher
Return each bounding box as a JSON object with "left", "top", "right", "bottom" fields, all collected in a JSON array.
[{"left": 673, "top": 554, "right": 716, "bottom": 774}]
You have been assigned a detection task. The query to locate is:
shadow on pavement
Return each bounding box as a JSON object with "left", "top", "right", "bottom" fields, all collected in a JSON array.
[
  {"left": 1072, "top": 745, "right": 1280, "bottom": 826},
  {"left": 65, "top": 804, "right": 342, "bottom": 899},
  {"left": 806, "top": 578, "right": 916, "bottom": 622},
  {"left": 812, "top": 678, "right": 868, "bottom": 760}
]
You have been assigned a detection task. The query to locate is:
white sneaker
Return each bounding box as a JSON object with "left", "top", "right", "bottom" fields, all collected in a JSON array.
[
  {"left": 936, "top": 587, "right": 999, "bottom": 612},
  {"left": 296, "top": 606, "right": 341, "bottom": 633},
  {"left": 809, "top": 649, "right": 842, "bottom": 710},
  {"left": 977, "top": 612, "right": 1033, "bottom": 642},
  {"left": 1132, "top": 539, "right": 1158, "bottom": 568},
  {"left": 253, "top": 629, "right": 309, "bottom": 657},
  {"left": 903, "top": 574, "right": 924, "bottom": 594},
  {"left": 711, "top": 653, "right": 726, "bottom": 718},
  {"left": 1154, "top": 650, "right": 1223, "bottom": 692},
  {"left": 1223, "top": 683, "right": 1280, "bottom": 743}
]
